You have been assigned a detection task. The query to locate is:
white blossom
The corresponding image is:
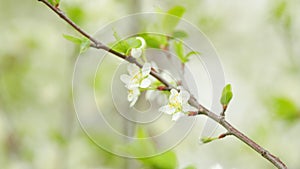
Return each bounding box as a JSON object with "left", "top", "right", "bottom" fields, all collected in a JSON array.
[
  {"left": 127, "top": 88, "right": 140, "bottom": 107},
  {"left": 120, "top": 63, "right": 152, "bottom": 107},
  {"left": 159, "top": 88, "right": 197, "bottom": 121},
  {"left": 130, "top": 37, "right": 146, "bottom": 58}
]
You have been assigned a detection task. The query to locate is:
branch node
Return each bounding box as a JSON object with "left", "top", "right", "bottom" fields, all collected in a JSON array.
[
  {"left": 220, "top": 104, "right": 227, "bottom": 116},
  {"left": 218, "top": 132, "right": 232, "bottom": 139},
  {"left": 261, "top": 150, "right": 268, "bottom": 157}
]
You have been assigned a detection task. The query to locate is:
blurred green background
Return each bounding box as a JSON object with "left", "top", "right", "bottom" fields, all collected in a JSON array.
[{"left": 0, "top": 0, "right": 299, "bottom": 169}]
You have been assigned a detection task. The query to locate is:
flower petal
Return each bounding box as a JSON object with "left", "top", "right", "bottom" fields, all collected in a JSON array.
[
  {"left": 142, "top": 62, "right": 151, "bottom": 77},
  {"left": 159, "top": 105, "right": 175, "bottom": 114},
  {"left": 136, "top": 37, "right": 146, "bottom": 49},
  {"left": 170, "top": 89, "right": 178, "bottom": 97},
  {"left": 127, "top": 81, "right": 139, "bottom": 89},
  {"left": 172, "top": 112, "right": 185, "bottom": 121},
  {"left": 169, "top": 89, "right": 179, "bottom": 104},
  {"left": 128, "top": 91, "right": 134, "bottom": 101},
  {"left": 130, "top": 96, "right": 138, "bottom": 107},
  {"left": 127, "top": 64, "right": 140, "bottom": 76},
  {"left": 128, "top": 88, "right": 140, "bottom": 101},
  {"left": 140, "top": 78, "right": 151, "bottom": 88},
  {"left": 131, "top": 48, "right": 142, "bottom": 58},
  {"left": 145, "top": 90, "right": 154, "bottom": 100},
  {"left": 180, "top": 89, "right": 190, "bottom": 103},
  {"left": 120, "top": 74, "right": 130, "bottom": 84}
]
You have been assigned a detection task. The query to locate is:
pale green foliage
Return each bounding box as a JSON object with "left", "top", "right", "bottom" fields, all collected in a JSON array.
[
  {"left": 220, "top": 84, "right": 233, "bottom": 106},
  {"left": 174, "top": 41, "right": 200, "bottom": 63},
  {"left": 183, "top": 165, "right": 198, "bottom": 169},
  {"left": 48, "top": 0, "right": 60, "bottom": 6},
  {"left": 271, "top": 1, "right": 291, "bottom": 30},
  {"left": 162, "top": 6, "right": 186, "bottom": 33},
  {"left": 110, "top": 31, "right": 141, "bottom": 55},
  {"left": 201, "top": 137, "right": 218, "bottom": 144},
  {"left": 63, "top": 34, "right": 90, "bottom": 53},
  {"left": 270, "top": 96, "right": 299, "bottom": 123},
  {"left": 141, "top": 151, "right": 178, "bottom": 169},
  {"left": 173, "top": 30, "right": 188, "bottom": 39},
  {"left": 139, "top": 33, "right": 168, "bottom": 49}
]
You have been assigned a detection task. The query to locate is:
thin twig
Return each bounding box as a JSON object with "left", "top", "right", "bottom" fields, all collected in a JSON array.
[
  {"left": 37, "top": 1, "right": 288, "bottom": 168},
  {"left": 218, "top": 132, "right": 232, "bottom": 139}
]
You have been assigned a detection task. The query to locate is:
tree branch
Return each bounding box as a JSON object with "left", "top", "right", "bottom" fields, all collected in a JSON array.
[{"left": 37, "top": 1, "right": 288, "bottom": 168}]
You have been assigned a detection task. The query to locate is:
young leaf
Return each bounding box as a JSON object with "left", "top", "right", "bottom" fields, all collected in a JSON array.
[
  {"left": 174, "top": 41, "right": 185, "bottom": 63},
  {"left": 64, "top": 4, "right": 85, "bottom": 24},
  {"left": 108, "top": 31, "right": 129, "bottom": 54},
  {"left": 139, "top": 34, "right": 168, "bottom": 49},
  {"left": 63, "top": 34, "right": 82, "bottom": 44},
  {"left": 271, "top": 97, "right": 299, "bottom": 123},
  {"left": 48, "top": 0, "right": 60, "bottom": 6},
  {"left": 141, "top": 151, "right": 178, "bottom": 169},
  {"left": 272, "top": 1, "right": 287, "bottom": 20},
  {"left": 80, "top": 38, "right": 90, "bottom": 53},
  {"left": 162, "top": 6, "right": 186, "bottom": 33},
  {"left": 173, "top": 41, "right": 200, "bottom": 64},
  {"left": 185, "top": 51, "right": 201, "bottom": 61},
  {"left": 173, "top": 30, "right": 188, "bottom": 39},
  {"left": 63, "top": 35, "right": 90, "bottom": 53},
  {"left": 167, "top": 6, "right": 186, "bottom": 17},
  {"left": 126, "top": 37, "right": 142, "bottom": 48},
  {"left": 220, "top": 84, "right": 233, "bottom": 106},
  {"left": 184, "top": 165, "right": 197, "bottom": 169},
  {"left": 200, "top": 137, "right": 217, "bottom": 144}
]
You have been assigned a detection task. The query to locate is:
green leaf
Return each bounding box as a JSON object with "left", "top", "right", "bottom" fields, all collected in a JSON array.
[
  {"left": 174, "top": 41, "right": 186, "bottom": 63},
  {"left": 110, "top": 30, "right": 145, "bottom": 55},
  {"left": 136, "top": 125, "right": 148, "bottom": 138},
  {"left": 63, "top": 34, "right": 90, "bottom": 53},
  {"left": 271, "top": 97, "right": 299, "bottom": 123},
  {"left": 185, "top": 51, "right": 201, "bottom": 61},
  {"left": 109, "top": 31, "right": 130, "bottom": 54},
  {"left": 80, "top": 38, "right": 90, "bottom": 53},
  {"left": 173, "top": 41, "right": 200, "bottom": 63},
  {"left": 126, "top": 37, "right": 142, "bottom": 48},
  {"left": 184, "top": 165, "right": 197, "bottom": 169},
  {"left": 167, "top": 6, "right": 185, "bottom": 19},
  {"left": 271, "top": 1, "right": 292, "bottom": 30},
  {"left": 125, "top": 37, "right": 143, "bottom": 55},
  {"left": 272, "top": 1, "right": 287, "bottom": 20},
  {"left": 162, "top": 6, "right": 186, "bottom": 33},
  {"left": 115, "top": 126, "right": 155, "bottom": 157},
  {"left": 173, "top": 30, "right": 188, "bottom": 39},
  {"left": 113, "top": 30, "right": 130, "bottom": 49},
  {"left": 220, "top": 84, "right": 233, "bottom": 106},
  {"left": 63, "top": 34, "right": 82, "bottom": 44},
  {"left": 48, "top": 0, "right": 60, "bottom": 6},
  {"left": 64, "top": 4, "right": 85, "bottom": 24},
  {"left": 141, "top": 151, "right": 178, "bottom": 169},
  {"left": 200, "top": 137, "right": 217, "bottom": 144},
  {"left": 140, "top": 34, "right": 167, "bottom": 49}
]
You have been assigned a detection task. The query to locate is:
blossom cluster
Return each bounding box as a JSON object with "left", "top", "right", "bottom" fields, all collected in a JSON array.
[{"left": 120, "top": 37, "right": 197, "bottom": 121}]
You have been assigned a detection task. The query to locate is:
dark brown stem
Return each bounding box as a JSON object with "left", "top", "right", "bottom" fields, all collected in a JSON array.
[{"left": 37, "top": 1, "right": 288, "bottom": 168}]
